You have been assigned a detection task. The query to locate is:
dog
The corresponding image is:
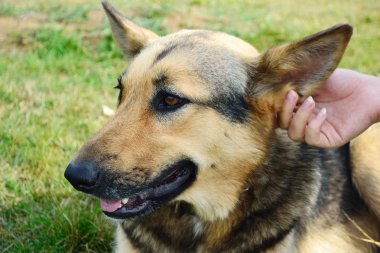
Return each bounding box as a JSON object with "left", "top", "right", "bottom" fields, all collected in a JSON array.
[{"left": 64, "top": 1, "right": 380, "bottom": 252}]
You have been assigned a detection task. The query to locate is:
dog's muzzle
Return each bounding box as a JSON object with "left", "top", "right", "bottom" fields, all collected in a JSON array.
[{"left": 64, "top": 159, "right": 198, "bottom": 219}]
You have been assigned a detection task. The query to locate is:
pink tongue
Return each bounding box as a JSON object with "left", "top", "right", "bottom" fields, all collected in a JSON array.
[{"left": 101, "top": 199, "right": 122, "bottom": 212}]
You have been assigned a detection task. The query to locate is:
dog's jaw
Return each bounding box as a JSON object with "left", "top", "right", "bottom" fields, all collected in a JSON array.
[{"left": 100, "top": 161, "right": 197, "bottom": 220}]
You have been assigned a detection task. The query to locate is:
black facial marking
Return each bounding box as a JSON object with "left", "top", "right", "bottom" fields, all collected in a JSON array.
[
  {"left": 153, "top": 44, "right": 178, "bottom": 65},
  {"left": 153, "top": 73, "right": 169, "bottom": 87},
  {"left": 209, "top": 93, "right": 249, "bottom": 123},
  {"left": 152, "top": 31, "right": 212, "bottom": 66},
  {"left": 114, "top": 75, "right": 123, "bottom": 103}
]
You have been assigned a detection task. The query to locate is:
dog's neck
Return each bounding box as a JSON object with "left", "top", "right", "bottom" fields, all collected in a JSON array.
[
  {"left": 199, "top": 132, "right": 322, "bottom": 252},
  {"left": 121, "top": 131, "right": 324, "bottom": 253}
]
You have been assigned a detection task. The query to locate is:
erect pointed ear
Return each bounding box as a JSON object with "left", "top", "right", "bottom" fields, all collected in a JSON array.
[
  {"left": 102, "top": 0, "right": 159, "bottom": 60},
  {"left": 248, "top": 24, "right": 353, "bottom": 99}
]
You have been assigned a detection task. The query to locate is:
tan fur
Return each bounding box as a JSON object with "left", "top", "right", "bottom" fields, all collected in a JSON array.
[
  {"left": 116, "top": 225, "right": 140, "bottom": 253},
  {"left": 351, "top": 123, "right": 380, "bottom": 219},
  {"left": 298, "top": 213, "right": 379, "bottom": 253},
  {"left": 299, "top": 225, "right": 365, "bottom": 253}
]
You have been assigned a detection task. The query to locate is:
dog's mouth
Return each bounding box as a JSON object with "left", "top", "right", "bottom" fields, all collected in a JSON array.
[{"left": 101, "top": 160, "right": 197, "bottom": 219}]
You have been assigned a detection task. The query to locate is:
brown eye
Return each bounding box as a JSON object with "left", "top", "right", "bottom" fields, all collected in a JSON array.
[
  {"left": 153, "top": 91, "right": 189, "bottom": 112},
  {"left": 164, "top": 96, "right": 181, "bottom": 106}
]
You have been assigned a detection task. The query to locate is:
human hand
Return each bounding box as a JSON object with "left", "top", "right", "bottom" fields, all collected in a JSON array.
[{"left": 277, "top": 69, "right": 380, "bottom": 148}]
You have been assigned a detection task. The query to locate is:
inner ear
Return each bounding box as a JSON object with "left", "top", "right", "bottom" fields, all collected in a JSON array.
[
  {"left": 248, "top": 24, "right": 353, "bottom": 98},
  {"left": 102, "top": 0, "right": 159, "bottom": 60}
]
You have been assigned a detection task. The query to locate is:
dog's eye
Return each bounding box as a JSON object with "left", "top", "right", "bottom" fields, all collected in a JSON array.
[
  {"left": 154, "top": 91, "right": 189, "bottom": 112},
  {"left": 164, "top": 96, "right": 181, "bottom": 106}
]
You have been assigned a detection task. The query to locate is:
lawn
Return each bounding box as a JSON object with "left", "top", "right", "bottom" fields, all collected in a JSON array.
[{"left": 1, "top": 0, "right": 379, "bottom": 252}]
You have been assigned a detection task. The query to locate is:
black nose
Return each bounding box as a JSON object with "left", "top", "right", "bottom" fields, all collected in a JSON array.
[{"left": 64, "top": 161, "right": 99, "bottom": 191}]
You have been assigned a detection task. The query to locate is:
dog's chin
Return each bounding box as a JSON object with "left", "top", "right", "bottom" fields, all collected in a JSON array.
[{"left": 100, "top": 160, "right": 197, "bottom": 220}]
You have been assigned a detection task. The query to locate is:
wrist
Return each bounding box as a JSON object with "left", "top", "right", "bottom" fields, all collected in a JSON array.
[
  {"left": 363, "top": 73, "right": 380, "bottom": 124},
  {"left": 374, "top": 77, "right": 380, "bottom": 123}
]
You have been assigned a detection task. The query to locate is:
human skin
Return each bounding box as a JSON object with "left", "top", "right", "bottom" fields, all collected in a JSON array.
[{"left": 278, "top": 68, "right": 380, "bottom": 148}]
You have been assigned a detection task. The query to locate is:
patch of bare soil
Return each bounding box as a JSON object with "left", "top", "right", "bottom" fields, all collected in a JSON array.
[
  {"left": 0, "top": 13, "right": 47, "bottom": 52},
  {"left": 0, "top": 9, "right": 106, "bottom": 53},
  {"left": 65, "top": 9, "right": 105, "bottom": 32},
  {"left": 68, "top": 9, "right": 106, "bottom": 44},
  {"left": 163, "top": 7, "right": 211, "bottom": 32}
]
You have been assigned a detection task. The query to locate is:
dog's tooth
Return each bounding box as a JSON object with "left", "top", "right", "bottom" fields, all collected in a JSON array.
[{"left": 122, "top": 198, "right": 129, "bottom": 204}]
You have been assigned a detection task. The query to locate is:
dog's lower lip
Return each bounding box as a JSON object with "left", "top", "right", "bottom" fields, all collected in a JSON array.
[
  {"left": 103, "top": 198, "right": 151, "bottom": 219},
  {"left": 102, "top": 161, "right": 196, "bottom": 219}
]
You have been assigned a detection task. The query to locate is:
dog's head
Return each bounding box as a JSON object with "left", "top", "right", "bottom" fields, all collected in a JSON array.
[{"left": 64, "top": 1, "right": 352, "bottom": 221}]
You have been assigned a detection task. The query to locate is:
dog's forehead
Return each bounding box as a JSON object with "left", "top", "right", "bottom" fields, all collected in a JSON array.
[{"left": 124, "top": 30, "right": 258, "bottom": 95}]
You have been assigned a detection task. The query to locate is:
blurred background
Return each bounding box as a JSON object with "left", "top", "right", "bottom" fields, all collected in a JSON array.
[{"left": 1, "top": 0, "right": 379, "bottom": 252}]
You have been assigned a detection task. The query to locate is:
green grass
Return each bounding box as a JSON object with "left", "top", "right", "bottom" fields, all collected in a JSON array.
[{"left": 1, "top": 0, "right": 379, "bottom": 252}]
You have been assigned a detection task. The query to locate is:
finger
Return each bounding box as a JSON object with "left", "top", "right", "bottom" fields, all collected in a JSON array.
[
  {"left": 278, "top": 90, "right": 299, "bottom": 129},
  {"left": 305, "top": 108, "right": 327, "bottom": 146},
  {"left": 288, "top": 96, "right": 315, "bottom": 141}
]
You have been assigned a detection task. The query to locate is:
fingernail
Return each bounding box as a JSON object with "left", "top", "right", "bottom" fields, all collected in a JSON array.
[
  {"left": 302, "top": 96, "right": 314, "bottom": 108},
  {"left": 306, "top": 96, "right": 314, "bottom": 104},
  {"left": 286, "top": 90, "right": 297, "bottom": 101},
  {"left": 316, "top": 107, "right": 327, "bottom": 120}
]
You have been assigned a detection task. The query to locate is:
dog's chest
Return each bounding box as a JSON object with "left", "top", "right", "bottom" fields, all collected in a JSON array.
[
  {"left": 119, "top": 204, "right": 299, "bottom": 253},
  {"left": 119, "top": 218, "right": 298, "bottom": 253}
]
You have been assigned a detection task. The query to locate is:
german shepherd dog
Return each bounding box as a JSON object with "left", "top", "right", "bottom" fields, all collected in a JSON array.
[{"left": 65, "top": 1, "right": 380, "bottom": 252}]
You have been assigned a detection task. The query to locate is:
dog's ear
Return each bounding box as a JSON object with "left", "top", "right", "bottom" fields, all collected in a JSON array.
[
  {"left": 102, "top": 0, "right": 159, "bottom": 60},
  {"left": 248, "top": 24, "right": 352, "bottom": 99}
]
